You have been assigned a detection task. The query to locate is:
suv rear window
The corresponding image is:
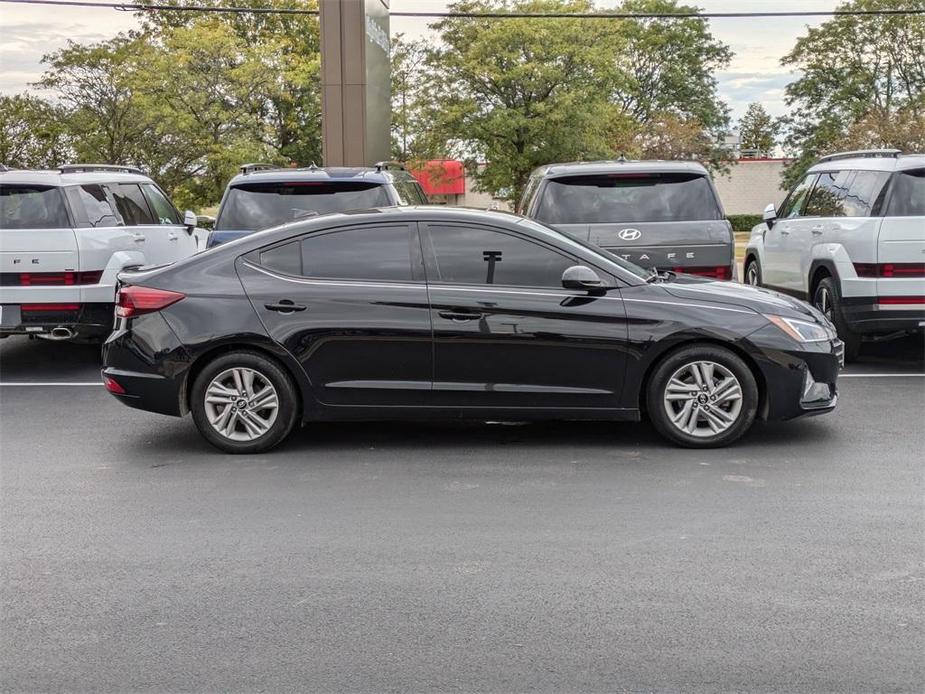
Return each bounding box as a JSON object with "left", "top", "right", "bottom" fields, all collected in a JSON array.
[
  {"left": 216, "top": 181, "right": 392, "bottom": 231},
  {"left": 0, "top": 185, "right": 70, "bottom": 229},
  {"left": 886, "top": 169, "right": 925, "bottom": 217},
  {"left": 534, "top": 173, "right": 723, "bottom": 224}
]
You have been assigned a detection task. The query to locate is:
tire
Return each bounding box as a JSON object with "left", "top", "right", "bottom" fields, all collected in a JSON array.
[
  {"left": 190, "top": 350, "right": 299, "bottom": 453},
  {"left": 813, "top": 276, "right": 861, "bottom": 362},
  {"left": 646, "top": 344, "right": 759, "bottom": 448},
  {"left": 744, "top": 257, "right": 762, "bottom": 286}
]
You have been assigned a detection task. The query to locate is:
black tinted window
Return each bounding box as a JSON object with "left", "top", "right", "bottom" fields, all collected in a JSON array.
[
  {"left": 77, "top": 184, "right": 121, "bottom": 227},
  {"left": 259, "top": 241, "right": 302, "bottom": 276},
  {"left": 216, "top": 182, "right": 392, "bottom": 231},
  {"left": 300, "top": 226, "right": 413, "bottom": 281},
  {"left": 780, "top": 174, "right": 817, "bottom": 218},
  {"left": 534, "top": 173, "right": 723, "bottom": 224},
  {"left": 111, "top": 183, "right": 155, "bottom": 225},
  {"left": 428, "top": 225, "right": 574, "bottom": 287},
  {"left": 886, "top": 169, "right": 925, "bottom": 217},
  {"left": 0, "top": 185, "right": 70, "bottom": 229}
]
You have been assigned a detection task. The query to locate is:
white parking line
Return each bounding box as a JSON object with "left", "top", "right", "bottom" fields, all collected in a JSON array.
[
  {"left": 839, "top": 373, "right": 925, "bottom": 378},
  {"left": 0, "top": 382, "right": 102, "bottom": 386}
]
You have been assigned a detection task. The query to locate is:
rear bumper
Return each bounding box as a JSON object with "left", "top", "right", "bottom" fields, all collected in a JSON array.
[
  {"left": 0, "top": 302, "right": 114, "bottom": 336},
  {"left": 841, "top": 298, "right": 925, "bottom": 334}
]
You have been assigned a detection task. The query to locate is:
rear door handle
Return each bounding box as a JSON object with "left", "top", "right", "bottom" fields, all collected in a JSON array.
[
  {"left": 265, "top": 300, "right": 307, "bottom": 313},
  {"left": 811, "top": 225, "right": 824, "bottom": 235},
  {"left": 168, "top": 233, "right": 179, "bottom": 241},
  {"left": 132, "top": 233, "right": 146, "bottom": 242},
  {"left": 438, "top": 310, "right": 483, "bottom": 321}
]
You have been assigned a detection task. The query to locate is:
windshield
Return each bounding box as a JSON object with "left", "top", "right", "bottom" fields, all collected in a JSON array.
[
  {"left": 215, "top": 181, "right": 392, "bottom": 231},
  {"left": 534, "top": 173, "right": 723, "bottom": 224},
  {"left": 515, "top": 217, "right": 649, "bottom": 280},
  {"left": 0, "top": 185, "right": 70, "bottom": 229}
]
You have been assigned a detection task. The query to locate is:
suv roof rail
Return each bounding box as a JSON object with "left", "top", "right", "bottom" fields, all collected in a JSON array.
[
  {"left": 59, "top": 163, "right": 144, "bottom": 175},
  {"left": 239, "top": 162, "right": 278, "bottom": 175},
  {"left": 816, "top": 149, "right": 902, "bottom": 164},
  {"left": 374, "top": 161, "right": 406, "bottom": 172}
]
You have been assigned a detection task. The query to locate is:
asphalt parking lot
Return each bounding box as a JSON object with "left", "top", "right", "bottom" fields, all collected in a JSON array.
[{"left": 1, "top": 334, "right": 923, "bottom": 692}]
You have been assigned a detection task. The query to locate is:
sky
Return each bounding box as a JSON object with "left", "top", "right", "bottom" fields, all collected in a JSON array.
[{"left": 0, "top": 0, "right": 841, "bottom": 126}]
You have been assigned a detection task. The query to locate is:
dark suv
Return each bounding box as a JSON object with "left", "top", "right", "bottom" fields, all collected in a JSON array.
[
  {"left": 208, "top": 162, "right": 429, "bottom": 247},
  {"left": 518, "top": 160, "right": 736, "bottom": 280}
]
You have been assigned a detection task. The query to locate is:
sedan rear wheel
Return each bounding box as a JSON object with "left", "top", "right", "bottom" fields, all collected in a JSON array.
[
  {"left": 191, "top": 351, "right": 298, "bottom": 453},
  {"left": 647, "top": 345, "right": 758, "bottom": 448}
]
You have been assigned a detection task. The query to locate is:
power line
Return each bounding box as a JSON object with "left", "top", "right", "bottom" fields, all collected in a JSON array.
[{"left": 1, "top": 0, "right": 924, "bottom": 18}]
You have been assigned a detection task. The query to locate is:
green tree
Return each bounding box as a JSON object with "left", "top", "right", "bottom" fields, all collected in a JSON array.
[
  {"left": 738, "top": 102, "right": 778, "bottom": 155},
  {"left": 780, "top": 0, "right": 925, "bottom": 188},
  {"left": 391, "top": 34, "right": 433, "bottom": 161},
  {"left": 0, "top": 95, "right": 73, "bottom": 168}
]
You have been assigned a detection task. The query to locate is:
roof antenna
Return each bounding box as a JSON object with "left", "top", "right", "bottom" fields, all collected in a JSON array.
[
  {"left": 308, "top": 161, "right": 318, "bottom": 170},
  {"left": 617, "top": 152, "right": 627, "bottom": 163}
]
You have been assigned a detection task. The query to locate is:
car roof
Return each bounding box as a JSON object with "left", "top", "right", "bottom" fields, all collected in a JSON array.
[
  {"left": 809, "top": 152, "right": 925, "bottom": 174},
  {"left": 532, "top": 159, "right": 710, "bottom": 178},
  {"left": 227, "top": 166, "right": 413, "bottom": 187},
  {"left": 0, "top": 169, "right": 153, "bottom": 186}
]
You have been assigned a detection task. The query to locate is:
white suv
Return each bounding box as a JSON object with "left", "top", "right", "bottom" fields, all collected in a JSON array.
[
  {"left": 744, "top": 150, "right": 924, "bottom": 361},
  {"left": 0, "top": 164, "right": 200, "bottom": 341}
]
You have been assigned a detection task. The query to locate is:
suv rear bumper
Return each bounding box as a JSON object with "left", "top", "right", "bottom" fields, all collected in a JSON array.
[
  {"left": 0, "top": 302, "right": 114, "bottom": 337},
  {"left": 841, "top": 298, "right": 925, "bottom": 334}
]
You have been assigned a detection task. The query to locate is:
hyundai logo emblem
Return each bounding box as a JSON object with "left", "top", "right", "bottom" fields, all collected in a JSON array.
[{"left": 618, "top": 228, "right": 641, "bottom": 241}]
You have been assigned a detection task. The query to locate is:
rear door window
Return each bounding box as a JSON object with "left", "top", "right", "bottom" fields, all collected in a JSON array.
[
  {"left": 885, "top": 169, "right": 925, "bottom": 217},
  {"left": 803, "top": 171, "right": 852, "bottom": 217},
  {"left": 0, "top": 185, "right": 70, "bottom": 229},
  {"left": 533, "top": 173, "right": 723, "bottom": 224},
  {"left": 141, "top": 184, "right": 182, "bottom": 225},
  {"left": 216, "top": 182, "right": 392, "bottom": 231},
  {"left": 110, "top": 183, "right": 156, "bottom": 226},
  {"left": 841, "top": 170, "right": 891, "bottom": 217},
  {"left": 393, "top": 178, "right": 428, "bottom": 205},
  {"left": 76, "top": 184, "right": 122, "bottom": 227}
]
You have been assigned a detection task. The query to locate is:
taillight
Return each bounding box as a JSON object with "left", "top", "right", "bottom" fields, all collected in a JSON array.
[
  {"left": 102, "top": 375, "right": 126, "bottom": 394},
  {"left": 854, "top": 263, "right": 925, "bottom": 278},
  {"left": 21, "top": 303, "right": 81, "bottom": 311},
  {"left": 116, "top": 285, "right": 185, "bottom": 318},
  {"left": 18, "top": 270, "right": 103, "bottom": 286},
  {"left": 877, "top": 296, "right": 925, "bottom": 305},
  {"left": 674, "top": 266, "right": 733, "bottom": 280}
]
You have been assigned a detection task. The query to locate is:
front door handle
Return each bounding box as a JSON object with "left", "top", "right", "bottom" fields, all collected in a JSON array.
[
  {"left": 779, "top": 227, "right": 791, "bottom": 235},
  {"left": 132, "top": 233, "right": 146, "bottom": 243},
  {"left": 438, "top": 310, "right": 483, "bottom": 321},
  {"left": 811, "top": 225, "right": 824, "bottom": 235},
  {"left": 168, "top": 233, "right": 179, "bottom": 241},
  {"left": 265, "top": 300, "right": 307, "bottom": 313}
]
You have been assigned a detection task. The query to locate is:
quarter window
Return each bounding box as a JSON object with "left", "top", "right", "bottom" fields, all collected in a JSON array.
[
  {"left": 885, "top": 169, "right": 925, "bottom": 217},
  {"left": 427, "top": 225, "right": 574, "bottom": 288},
  {"left": 0, "top": 185, "right": 70, "bottom": 229},
  {"left": 142, "top": 184, "right": 181, "bottom": 225},
  {"left": 77, "top": 184, "right": 122, "bottom": 227},
  {"left": 110, "top": 183, "right": 155, "bottom": 226}
]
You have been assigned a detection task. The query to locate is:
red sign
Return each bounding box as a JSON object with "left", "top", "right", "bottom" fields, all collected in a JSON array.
[{"left": 408, "top": 160, "right": 465, "bottom": 195}]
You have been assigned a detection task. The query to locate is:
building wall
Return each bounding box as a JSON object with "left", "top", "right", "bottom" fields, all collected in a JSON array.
[{"left": 713, "top": 159, "right": 791, "bottom": 215}]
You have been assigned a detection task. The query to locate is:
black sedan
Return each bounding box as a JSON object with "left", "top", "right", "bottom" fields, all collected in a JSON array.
[{"left": 102, "top": 207, "right": 842, "bottom": 453}]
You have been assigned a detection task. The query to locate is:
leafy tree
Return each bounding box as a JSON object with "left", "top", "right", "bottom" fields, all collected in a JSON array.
[
  {"left": 738, "top": 102, "right": 778, "bottom": 156},
  {"left": 391, "top": 34, "right": 433, "bottom": 161},
  {"left": 780, "top": 0, "right": 925, "bottom": 188},
  {"left": 0, "top": 95, "right": 73, "bottom": 168}
]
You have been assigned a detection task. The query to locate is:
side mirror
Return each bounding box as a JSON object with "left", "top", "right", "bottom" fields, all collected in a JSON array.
[
  {"left": 762, "top": 202, "right": 777, "bottom": 228},
  {"left": 183, "top": 210, "right": 197, "bottom": 234},
  {"left": 562, "top": 265, "right": 606, "bottom": 294}
]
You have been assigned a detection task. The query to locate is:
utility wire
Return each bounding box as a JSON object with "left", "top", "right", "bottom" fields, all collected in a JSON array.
[{"left": 1, "top": 0, "right": 924, "bottom": 18}]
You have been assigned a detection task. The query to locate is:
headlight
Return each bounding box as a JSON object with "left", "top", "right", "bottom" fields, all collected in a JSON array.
[{"left": 764, "top": 314, "right": 832, "bottom": 343}]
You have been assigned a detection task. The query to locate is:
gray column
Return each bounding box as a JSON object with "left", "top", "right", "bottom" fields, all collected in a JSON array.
[{"left": 320, "top": 0, "right": 391, "bottom": 167}]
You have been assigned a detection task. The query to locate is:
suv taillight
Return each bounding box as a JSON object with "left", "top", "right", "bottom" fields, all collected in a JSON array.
[
  {"left": 854, "top": 263, "right": 925, "bottom": 278},
  {"left": 116, "top": 285, "right": 185, "bottom": 318}
]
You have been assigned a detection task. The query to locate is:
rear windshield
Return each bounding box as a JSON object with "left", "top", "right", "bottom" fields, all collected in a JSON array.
[
  {"left": 534, "top": 173, "right": 723, "bottom": 224},
  {"left": 215, "top": 181, "right": 392, "bottom": 231},
  {"left": 0, "top": 185, "right": 70, "bottom": 229},
  {"left": 886, "top": 169, "right": 925, "bottom": 217}
]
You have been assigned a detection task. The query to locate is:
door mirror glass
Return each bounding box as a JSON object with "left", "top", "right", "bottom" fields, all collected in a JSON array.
[
  {"left": 762, "top": 202, "right": 777, "bottom": 227},
  {"left": 183, "top": 210, "right": 197, "bottom": 233},
  {"left": 562, "top": 265, "right": 605, "bottom": 293}
]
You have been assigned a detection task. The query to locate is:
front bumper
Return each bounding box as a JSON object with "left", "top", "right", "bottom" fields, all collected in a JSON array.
[{"left": 745, "top": 325, "right": 842, "bottom": 421}]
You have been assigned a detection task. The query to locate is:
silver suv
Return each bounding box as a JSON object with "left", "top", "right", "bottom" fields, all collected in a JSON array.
[
  {"left": 745, "top": 150, "right": 924, "bottom": 360},
  {"left": 518, "top": 160, "right": 736, "bottom": 281},
  {"left": 0, "top": 164, "right": 200, "bottom": 341}
]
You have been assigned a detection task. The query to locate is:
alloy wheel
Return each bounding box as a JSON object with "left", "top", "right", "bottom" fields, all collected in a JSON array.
[
  {"left": 815, "top": 285, "right": 833, "bottom": 321},
  {"left": 662, "top": 361, "right": 743, "bottom": 438},
  {"left": 204, "top": 367, "right": 279, "bottom": 442},
  {"left": 745, "top": 263, "right": 759, "bottom": 286}
]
